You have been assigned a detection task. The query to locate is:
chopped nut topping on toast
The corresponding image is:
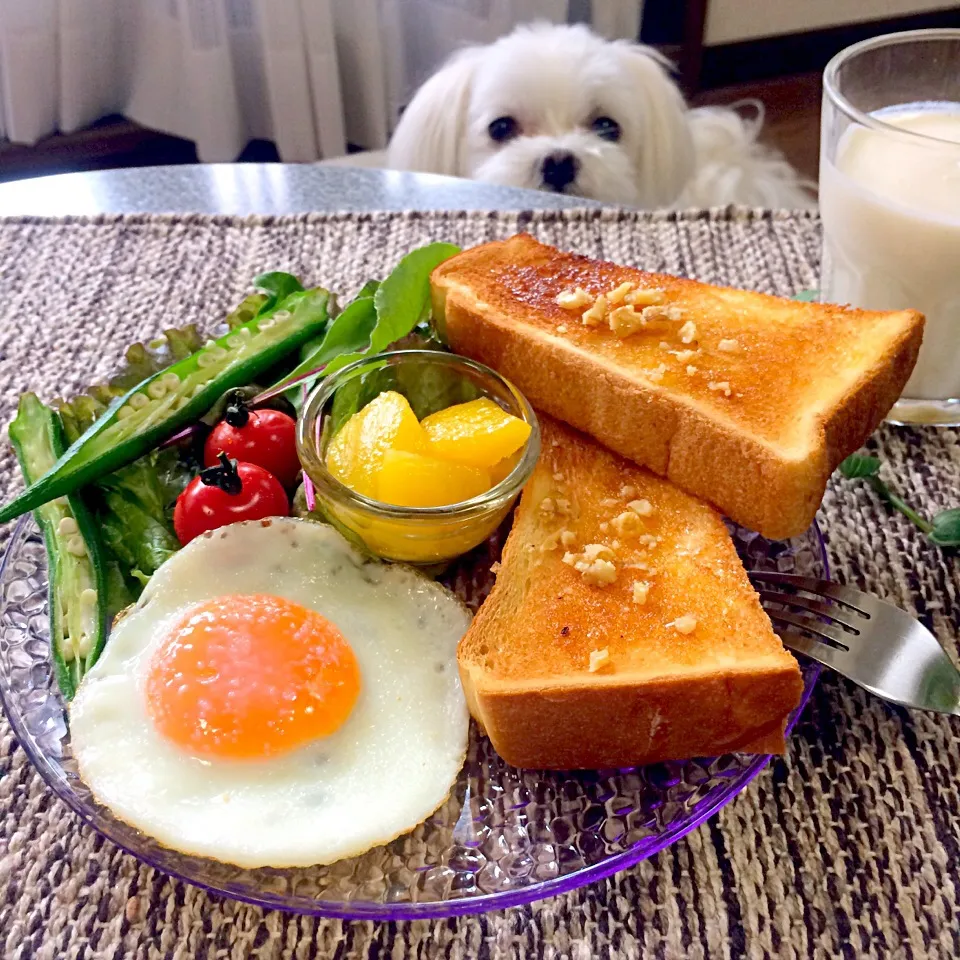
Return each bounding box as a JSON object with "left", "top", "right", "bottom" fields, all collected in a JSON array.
[
  {"left": 588, "top": 648, "right": 612, "bottom": 672},
  {"left": 563, "top": 543, "right": 618, "bottom": 587},
  {"left": 581, "top": 294, "right": 607, "bottom": 327},
  {"left": 626, "top": 287, "right": 666, "bottom": 307},
  {"left": 612, "top": 511, "right": 642, "bottom": 536},
  {"left": 608, "top": 304, "right": 644, "bottom": 337},
  {"left": 667, "top": 614, "right": 698, "bottom": 634},
  {"left": 607, "top": 281, "right": 635, "bottom": 305},
  {"left": 555, "top": 287, "right": 593, "bottom": 309},
  {"left": 631, "top": 581, "right": 651, "bottom": 604}
]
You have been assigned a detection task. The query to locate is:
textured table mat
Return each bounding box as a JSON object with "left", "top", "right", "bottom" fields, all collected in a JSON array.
[{"left": 0, "top": 209, "right": 957, "bottom": 960}]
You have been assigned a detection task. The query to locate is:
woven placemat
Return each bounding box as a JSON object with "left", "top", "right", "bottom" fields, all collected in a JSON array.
[{"left": 0, "top": 209, "right": 957, "bottom": 960}]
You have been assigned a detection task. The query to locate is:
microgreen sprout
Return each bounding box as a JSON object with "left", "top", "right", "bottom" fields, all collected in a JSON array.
[{"left": 839, "top": 453, "right": 960, "bottom": 548}]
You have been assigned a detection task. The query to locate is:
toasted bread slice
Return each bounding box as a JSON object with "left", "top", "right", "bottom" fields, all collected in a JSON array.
[
  {"left": 432, "top": 234, "right": 923, "bottom": 539},
  {"left": 459, "top": 415, "right": 804, "bottom": 770}
]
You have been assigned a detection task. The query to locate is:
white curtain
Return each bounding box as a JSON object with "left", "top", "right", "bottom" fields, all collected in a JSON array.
[{"left": 0, "top": 0, "right": 642, "bottom": 162}]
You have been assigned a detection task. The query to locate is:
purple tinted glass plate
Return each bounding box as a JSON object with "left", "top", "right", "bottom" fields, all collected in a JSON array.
[{"left": 0, "top": 515, "right": 825, "bottom": 920}]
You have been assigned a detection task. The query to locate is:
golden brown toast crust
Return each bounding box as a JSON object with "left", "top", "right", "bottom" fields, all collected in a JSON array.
[
  {"left": 432, "top": 234, "right": 923, "bottom": 539},
  {"left": 458, "top": 415, "right": 804, "bottom": 770}
]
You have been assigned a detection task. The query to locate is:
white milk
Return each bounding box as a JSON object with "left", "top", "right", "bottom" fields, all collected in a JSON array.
[{"left": 820, "top": 102, "right": 960, "bottom": 402}]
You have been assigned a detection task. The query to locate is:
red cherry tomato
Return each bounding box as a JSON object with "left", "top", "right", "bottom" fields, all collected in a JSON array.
[
  {"left": 204, "top": 403, "right": 301, "bottom": 488},
  {"left": 174, "top": 456, "right": 290, "bottom": 546}
]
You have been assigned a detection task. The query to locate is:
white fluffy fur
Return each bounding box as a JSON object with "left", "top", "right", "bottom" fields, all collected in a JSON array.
[{"left": 387, "top": 24, "right": 814, "bottom": 209}]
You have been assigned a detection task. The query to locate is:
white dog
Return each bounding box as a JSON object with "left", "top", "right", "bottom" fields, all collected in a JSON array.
[{"left": 387, "top": 23, "right": 813, "bottom": 209}]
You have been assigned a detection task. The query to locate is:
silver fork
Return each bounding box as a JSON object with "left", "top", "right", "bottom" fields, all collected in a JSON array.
[{"left": 750, "top": 572, "right": 960, "bottom": 716}]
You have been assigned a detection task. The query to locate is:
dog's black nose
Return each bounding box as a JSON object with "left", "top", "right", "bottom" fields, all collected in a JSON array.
[{"left": 541, "top": 152, "right": 578, "bottom": 192}]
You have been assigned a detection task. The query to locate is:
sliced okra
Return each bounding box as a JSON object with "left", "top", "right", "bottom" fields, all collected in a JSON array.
[
  {"left": 9, "top": 394, "right": 109, "bottom": 698},
  {"left": 0, "top": 287, "right": 330, "bottom": 524}
]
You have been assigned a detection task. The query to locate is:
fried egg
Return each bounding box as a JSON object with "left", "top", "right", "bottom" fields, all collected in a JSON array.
[{"left": 69, "top": 517, "right": 471, "bottom": 869}]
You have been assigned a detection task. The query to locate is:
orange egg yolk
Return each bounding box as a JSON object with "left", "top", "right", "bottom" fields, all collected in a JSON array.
[{"left": 145, "top": 594, "right": 361, "bottom": 761}]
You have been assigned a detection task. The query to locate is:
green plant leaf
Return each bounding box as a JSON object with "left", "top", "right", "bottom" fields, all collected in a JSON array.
[
  {"left": 264, "top": 284, "right": 379, "bottom": 399},
  {"left": 354, "top": 279, "right": 382, "bottom": 301},
  {"left": 254, "top": 272, "right": 304, "bottom": 313},
  {"left": 371, "top": 242, "right": 460, "bottom": 350},
  {"left": 257, "top": 243, "right": 460, "bottom": 403},
  {"left": 301, "top": 293, "right": 378, "bottom": 373},
  {"left": 839, "top": 453, "right": 882, "bottom": 479},
  {"left": 274, "top": 295, "right": 379, "bottom": 408},
  {"left": 98, "top": 486, "right": 180, "bottom": 581},
  {"left": 793, "top": 288, "right": 819, "bottom": 302},
  {"left": 930, "top": 508, "right": 960, "bottom": 547},
  {"left": 318, "top": 242, "right": 461, "bottom": 380},
  {"left": 838, "top": 451, "right": 958, "bottom": 549}
]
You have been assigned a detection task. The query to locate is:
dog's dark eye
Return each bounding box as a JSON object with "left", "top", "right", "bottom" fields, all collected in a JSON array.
[
  {"left": 488, "top": 116, "right": 519, "bottom": 143},
  {"left": 591, "top": 116, "right": 621, "bottom": 142}
]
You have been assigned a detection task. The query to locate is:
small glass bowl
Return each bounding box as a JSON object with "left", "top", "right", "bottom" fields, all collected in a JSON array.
[{"left": 296, "top": 350, "right": 540, "bottom": 565}]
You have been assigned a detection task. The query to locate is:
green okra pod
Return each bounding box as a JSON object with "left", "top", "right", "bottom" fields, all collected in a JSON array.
[
  {"left": 9, "top": 394, "right": 109, "bottom": 698},
  {"left": 0, "top": 287, "right": 330, "bottom": 524}
]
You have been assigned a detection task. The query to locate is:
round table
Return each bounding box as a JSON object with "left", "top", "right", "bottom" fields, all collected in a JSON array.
[{"left": 0, "top": 164, "right": 599, "bottom": 216}]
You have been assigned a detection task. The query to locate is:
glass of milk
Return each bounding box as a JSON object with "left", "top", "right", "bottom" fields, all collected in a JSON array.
[{"left": 820, "top": 29, "right": 960, "bottom": 425}]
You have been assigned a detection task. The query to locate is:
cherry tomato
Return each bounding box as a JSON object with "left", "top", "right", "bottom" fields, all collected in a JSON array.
[
  {"left": 204, "top": 399, "right": 300, "bottom": 488},
  {"left": 174, "top": 455, "right": 290, "bottom": 546}
]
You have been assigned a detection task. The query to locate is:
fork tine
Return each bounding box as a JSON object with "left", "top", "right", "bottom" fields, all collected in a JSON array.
[
  {"left": 749, "top": 571, "right": 877, "bottom": 616},
  {"left": 755, "top": 589, "right": 863, "bottom": 633},
  {"left": 763, "top": 608, "right": 853, "bottom": 650},
  {"left": 776, "top": 630, "right": 852, "bottom": 672},
  {"left": 754, "top": 572, "right": 960, "bottom": 715}
]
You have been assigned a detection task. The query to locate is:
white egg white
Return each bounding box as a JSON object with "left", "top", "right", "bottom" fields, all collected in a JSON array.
[{"left": 69, "top": 517, "right": 471, "bottom": 869}]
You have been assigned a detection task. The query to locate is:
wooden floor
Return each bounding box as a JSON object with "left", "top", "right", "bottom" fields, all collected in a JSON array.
[{"left": 692, "top": 72, "right": 823, "bottom": 184}]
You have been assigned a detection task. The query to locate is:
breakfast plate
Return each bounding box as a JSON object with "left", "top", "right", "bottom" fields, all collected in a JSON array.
[
  {"left": 3, "top": 234, "right": 901, "bottom": 919},
  {"left": 0, "top": 513, "right": 825, "bottom": 919}
]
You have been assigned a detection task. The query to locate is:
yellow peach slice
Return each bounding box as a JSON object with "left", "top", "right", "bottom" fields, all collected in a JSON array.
[
  {"left": 420, "top": 397, "right": 530, "bottom": 469},
  {"left": 377, "top": 449, "right": 491, "bottom": 507},
  {"left": 489, "top": 449, "right": 523, "bottom": 485},
  {"left": 325, "top": 391, "right": 425, "bottom": 497}
]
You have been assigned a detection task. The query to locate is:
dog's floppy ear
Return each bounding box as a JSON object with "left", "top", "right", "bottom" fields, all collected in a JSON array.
[
  {"left": 616, "top": 45, "right": 696, "bottom": 207},
  {"left": 387, "top": 48, "right": 482, "bottom": 176}
]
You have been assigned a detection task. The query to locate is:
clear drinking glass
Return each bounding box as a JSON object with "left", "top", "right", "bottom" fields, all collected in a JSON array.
[{"left": 820, "top": 29, "right": 960, "bottom": 425}]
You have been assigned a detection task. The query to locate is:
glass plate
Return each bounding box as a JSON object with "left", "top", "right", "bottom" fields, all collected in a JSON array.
[{"left": 0, "top": 515, "right": 826, "bottom": 920}]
